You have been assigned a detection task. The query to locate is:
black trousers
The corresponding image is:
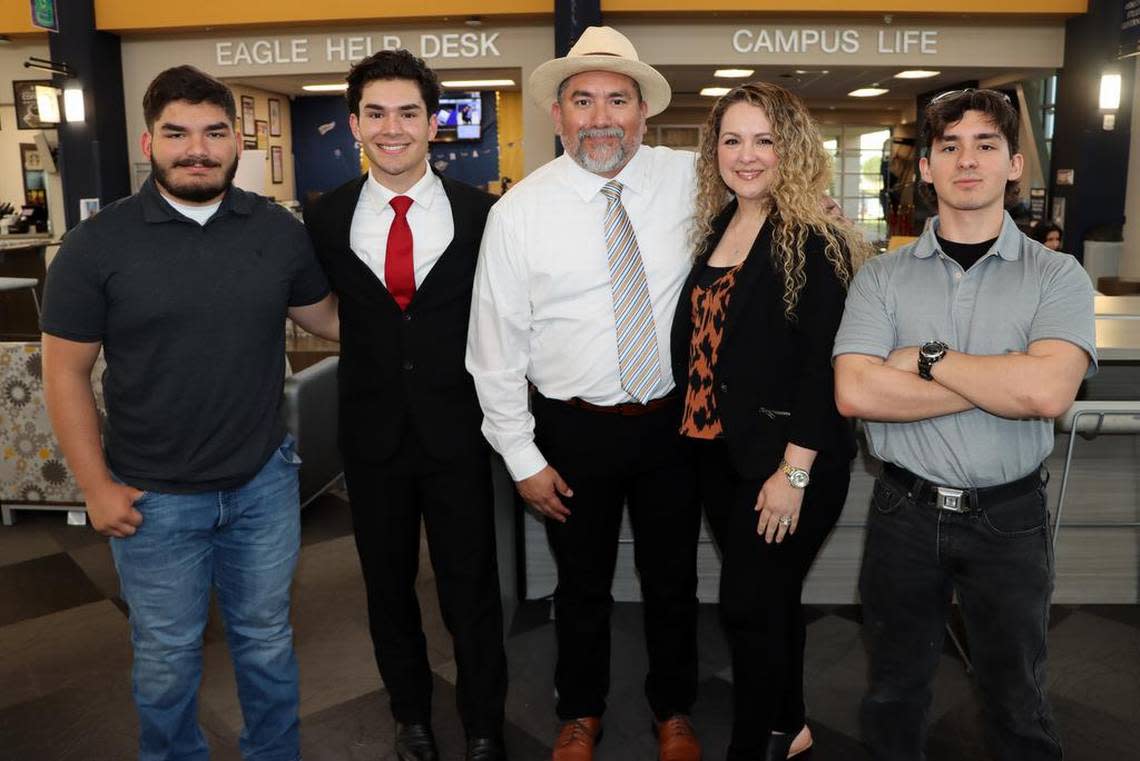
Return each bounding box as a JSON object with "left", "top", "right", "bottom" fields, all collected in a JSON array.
[
  {"left": 860, "top": 469, "right": 1060, "bottom": 761},
  {"left": 533, "top": 393, "right": 701, "bottom": 721},
  {"left": 695, "top": 439, "right": 849, "bottom": 760},
  {"left": 343, "top": 433, "right": 507, "bottom": 736}
]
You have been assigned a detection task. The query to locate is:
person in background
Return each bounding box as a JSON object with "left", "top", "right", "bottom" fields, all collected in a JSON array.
[
  {"left": 1031, "top": 221, "right": 1064, "bottom": 252},
  {"left": 303, "top": 50, "right": 508, "bottom": 761},
  {"left": 41, "top": 65, "right": 339, "bottom": 761},
  {"left": 672, "top": 82, "right": 868, "bottom": 760}
]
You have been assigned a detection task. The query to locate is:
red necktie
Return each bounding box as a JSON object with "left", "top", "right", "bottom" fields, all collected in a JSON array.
[{"left": 385, "top": 195, "right": 415, "bottom": 310}]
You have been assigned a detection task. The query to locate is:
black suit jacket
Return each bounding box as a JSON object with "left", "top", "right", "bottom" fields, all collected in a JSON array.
[
  {"left": 304, "top": 173, "right": 496, "bottom": 463},
  {"left": 670, "top": 202, "right": 856, "bottom": 477}
]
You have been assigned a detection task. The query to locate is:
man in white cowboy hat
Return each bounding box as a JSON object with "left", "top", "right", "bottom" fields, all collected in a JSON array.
[{"left": 467, "top": 25, "right": 702, "bottom": 761}]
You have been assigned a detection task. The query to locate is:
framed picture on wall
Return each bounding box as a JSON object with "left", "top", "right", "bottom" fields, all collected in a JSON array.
[
  {"left": 270, "top": 145, "right": 284, "bottom": 184},
  {"left": 13, "top": 80, "right": 51, "bottom": 129},
  {"left": 256, "top": 120, "right": 269, "bottom": 150},
  {"left": 241, "top": 95, "right": 256, "bottom": 136},
  {"left": 20, "top": 143, "right": 47, "bottom": 207},
  {"left": 268, "top": 98, "right": 282, "bottom": 136}
]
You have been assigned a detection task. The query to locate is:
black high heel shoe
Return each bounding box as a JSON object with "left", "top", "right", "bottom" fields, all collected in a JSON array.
[{"left": 763, "top": 732, "right": 795, "bottom": 761}]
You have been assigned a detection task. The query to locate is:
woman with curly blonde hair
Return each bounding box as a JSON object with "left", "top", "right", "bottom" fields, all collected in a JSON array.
[{"left": 670, "top": 82, "right": 870, "bottom": 760}]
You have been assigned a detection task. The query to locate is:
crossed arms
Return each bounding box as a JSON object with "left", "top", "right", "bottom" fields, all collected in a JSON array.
[{"left": 834, "top": 339, "right": 1090, "bottom": 423}]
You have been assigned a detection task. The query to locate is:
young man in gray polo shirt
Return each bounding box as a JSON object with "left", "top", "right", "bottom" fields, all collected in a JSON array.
[
  {"left": 41, "top": 66, "right": 338, "bottom": 761},
  {"left": 834, "top": 89, "right": 1096, "bottom": 761}
]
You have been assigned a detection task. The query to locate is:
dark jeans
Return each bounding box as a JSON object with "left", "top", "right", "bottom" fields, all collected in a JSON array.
[
  {"left": 533, "top": 393, "right": 701, "bottom": 721},
  {"left": 859, "top": 468, "right": 1062, "bottom": 761},
  {"left": 696, "top": 440, "right": 849, "bottom": 760},
  {"left": 343, "top": 434, "right": 507, "bottom": 737}
]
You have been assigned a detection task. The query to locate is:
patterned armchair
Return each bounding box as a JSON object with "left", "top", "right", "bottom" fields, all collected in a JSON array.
[{"left": 0, "top": 341, "right": 106, "bottom": 525}]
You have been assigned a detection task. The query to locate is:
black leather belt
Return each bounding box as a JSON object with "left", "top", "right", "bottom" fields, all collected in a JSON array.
[{"left": 881, "top": 462, "right": 1042, "bottom": 513}]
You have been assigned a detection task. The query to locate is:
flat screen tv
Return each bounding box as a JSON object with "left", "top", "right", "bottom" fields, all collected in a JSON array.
[{"left": 434, "top": 92, "right": 482, "bottom": 142}]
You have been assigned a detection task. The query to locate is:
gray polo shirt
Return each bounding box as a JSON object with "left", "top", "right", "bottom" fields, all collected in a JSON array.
[{"left": 833, "top": 212, "right": 1097, "bottom": 488}]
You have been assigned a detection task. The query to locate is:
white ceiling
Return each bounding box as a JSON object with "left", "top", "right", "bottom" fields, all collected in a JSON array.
[{"left": 227, "top": 63, "right": 1051, "bottom": 114}]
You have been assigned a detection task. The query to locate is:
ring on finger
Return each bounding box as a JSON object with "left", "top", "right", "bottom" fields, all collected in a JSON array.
[{"left": 778, "top": 515, "right": 793, "bottom": 527}]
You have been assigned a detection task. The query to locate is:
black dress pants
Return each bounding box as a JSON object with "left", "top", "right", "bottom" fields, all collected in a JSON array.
[
  {"left": 695, "top": 439, "right": 849, "bottom": 760},
  {"left": 533, "top": 393, "right": 701, "bottom": 721},
  {"left": 343, "top": 433, "right": 507, "bottom": 736}
]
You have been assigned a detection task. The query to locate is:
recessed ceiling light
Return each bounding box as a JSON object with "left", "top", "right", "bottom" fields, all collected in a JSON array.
[
  {"left": 302, "top": 83, "right": 348, "bottom": 92},
  {"left": 894, "top": 70, "right": 940, "bottom": 79},
  {"left": 714, "top": 68, "right": 754, "bottom": 78},
  {"left": 849, "top": 87, "right": 889, "bottom": 97},
  {"left": 701, "top": 87, "right": 732, "bottom": 97},
  {"left": 440, "top": 79, "right": 516, "bottom": 88}
]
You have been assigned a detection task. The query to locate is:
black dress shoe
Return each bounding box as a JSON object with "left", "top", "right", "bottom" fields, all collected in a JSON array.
[
  {"left": 465, "top": 735, "right": 508, "bottom": 761},
  {"left": 395, "top": 722, "right": 439, "bottom": 761}
]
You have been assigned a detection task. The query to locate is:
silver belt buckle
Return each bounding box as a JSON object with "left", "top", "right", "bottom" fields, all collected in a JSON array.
[{"left": 935, "top": 486, "right": 967, "bottom": 512}]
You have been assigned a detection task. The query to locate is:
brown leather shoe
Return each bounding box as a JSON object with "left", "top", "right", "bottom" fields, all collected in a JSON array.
[
  {"left": 551, "top": 717, "right": 602, "bottom": 761},
  {"left": 655, "top": 714, "right": 701, "bottom": 761}
]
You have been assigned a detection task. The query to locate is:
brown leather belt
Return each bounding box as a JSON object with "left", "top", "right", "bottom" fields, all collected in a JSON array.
[{"left": 560, "top": 393, "right": 676, "bottom": 417}]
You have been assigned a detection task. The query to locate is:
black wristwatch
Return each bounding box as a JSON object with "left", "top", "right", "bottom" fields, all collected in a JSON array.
[{"left": 918, "top": 340, "right": 949, "bottom": 380}]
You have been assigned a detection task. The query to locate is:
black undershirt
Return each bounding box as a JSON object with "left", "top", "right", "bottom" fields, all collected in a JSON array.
[
  {"left": 936, "top": 234, "right": 999, "bottom": 272},
  {"left": 697, "top": 263, "right": 734, "bottom": 288}
]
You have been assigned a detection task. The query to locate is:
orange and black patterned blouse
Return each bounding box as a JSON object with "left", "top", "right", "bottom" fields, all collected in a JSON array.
[{"left": 680, "top": 264, "right": 741, "bottom": 439}]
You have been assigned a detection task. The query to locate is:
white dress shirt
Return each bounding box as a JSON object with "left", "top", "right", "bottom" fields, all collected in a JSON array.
[
  {"left": 349, "top": 165, "right": 455, "bottom": 288},
  {"left": 466, "top": 145, "right": 697, "bottom": 481}
]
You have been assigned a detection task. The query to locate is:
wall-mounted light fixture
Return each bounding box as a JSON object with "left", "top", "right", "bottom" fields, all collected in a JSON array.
[
  {"left": 1100, "top": 70, "right": 1122, "bottom": 131},
  {"left": 64, "top": 86, "right": 85, "bottom": 123},
  {"left": 1099, "top": 72, "right": 1122, "bottom": 110},
  {"left": 35, "top": 85, "right": 61, "bottom": 124}
]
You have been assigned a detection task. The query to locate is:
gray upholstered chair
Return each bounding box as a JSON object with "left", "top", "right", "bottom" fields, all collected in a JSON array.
[{"left": 281, "top": 355, "right": 343, "bottom": 507}]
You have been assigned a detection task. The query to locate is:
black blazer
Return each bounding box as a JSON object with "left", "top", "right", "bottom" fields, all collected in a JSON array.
[
  {"left": 670, "top": 202, "right": 856, "bottom": 477},
  {"left": 304, "top": 173, "right": 496, "bottom": 463}
]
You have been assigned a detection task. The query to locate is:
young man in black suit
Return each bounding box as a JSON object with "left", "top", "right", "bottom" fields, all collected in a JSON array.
[{"left": 303, "top": 50, "right": 508, "bottom": 761}]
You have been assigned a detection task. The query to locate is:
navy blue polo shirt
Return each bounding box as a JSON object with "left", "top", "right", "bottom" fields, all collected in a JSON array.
[{"left": 42, "top": 178, "right": 330, "bottom": 493}]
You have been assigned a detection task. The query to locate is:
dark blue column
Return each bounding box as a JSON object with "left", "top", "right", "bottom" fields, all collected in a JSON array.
[
  {"left": 555, "top": 0, "right": 602, "bottom": 57},
  {"left": 1050, "top": 0, "right": 1133, "bottom": 258},
  {"left": 552, "top": 0, "right": 602, "bottom": 156},
  {"left": 47, "top": 0, "right": 130, "bottom": 231}
]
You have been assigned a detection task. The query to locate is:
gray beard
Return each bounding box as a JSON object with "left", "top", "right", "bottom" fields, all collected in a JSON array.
[{"left": 569, "top": 127, "right": 629, "bottom": 174}]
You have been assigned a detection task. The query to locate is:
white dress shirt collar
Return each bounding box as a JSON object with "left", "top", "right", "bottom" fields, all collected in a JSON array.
[
  {"left": 363, "top": 161, "right": 442, "bottom": 214},
  {"left": 561, "top": 144, "right": 652, "bottom": 204}
]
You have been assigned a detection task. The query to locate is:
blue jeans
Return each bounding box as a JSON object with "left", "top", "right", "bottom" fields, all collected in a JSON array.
[
  {"left": 859, "top": 469, "right": 1062, "bottom": 761},
  {"left": 111, "top": 435, "right": 302, "bottom": 761}
]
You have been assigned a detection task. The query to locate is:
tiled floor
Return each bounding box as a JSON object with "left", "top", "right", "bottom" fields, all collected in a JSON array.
[{"left": 1, "top": 492, "right": 1138, "bottom": 761}]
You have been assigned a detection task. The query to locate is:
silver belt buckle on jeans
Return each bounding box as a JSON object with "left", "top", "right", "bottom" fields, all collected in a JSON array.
[{"left": 935, "top": 486, "right": 967, "bottom": 512}]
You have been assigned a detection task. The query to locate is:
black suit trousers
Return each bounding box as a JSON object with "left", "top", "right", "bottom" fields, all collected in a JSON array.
[
  {"left": 534, "top": 393, "right": 701, "bottom": 721},
  {"left": 343, "top": 433, "right": 507, "bottom": 735},
  {"left": 695, "top": 438, "right": 849, "bottom": 758}
]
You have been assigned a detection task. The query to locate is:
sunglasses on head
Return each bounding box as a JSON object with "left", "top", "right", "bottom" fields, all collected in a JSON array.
[{"left": 929, "top": 88, "right": 1012, "bottom": 105}]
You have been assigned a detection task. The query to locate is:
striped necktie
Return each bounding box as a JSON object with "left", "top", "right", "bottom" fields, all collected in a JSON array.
[{"left": 600, "top": 180, "right": 663, "bottom": 403}]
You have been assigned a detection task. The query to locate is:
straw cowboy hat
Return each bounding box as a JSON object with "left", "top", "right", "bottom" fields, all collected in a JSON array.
[{"left": 528, "top": 26, "right": 672, "bottom": 117}]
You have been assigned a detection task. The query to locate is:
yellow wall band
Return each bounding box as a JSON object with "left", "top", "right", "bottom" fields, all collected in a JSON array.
[
  {"left": 1, "top": 0, "right": 1088, "bottom": 36},
  {"left": 604, "top": 0, "right": 1085, "bottom": 11},
  {"left": 93, "top": 1, "right": 549, "bottom": 33}
]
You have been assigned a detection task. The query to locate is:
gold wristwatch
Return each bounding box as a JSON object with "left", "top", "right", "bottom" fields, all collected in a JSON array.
[{"left": 780, "top": 460, "right": 810, "bottom": 489}]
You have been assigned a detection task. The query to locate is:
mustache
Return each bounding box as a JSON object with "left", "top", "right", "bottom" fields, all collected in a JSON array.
[
  {"left": 172, "top": 157, "right": 222, "bottom": 168},
  {"left": 577, "top": 127, "right": 624, "bottom": 140}
]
